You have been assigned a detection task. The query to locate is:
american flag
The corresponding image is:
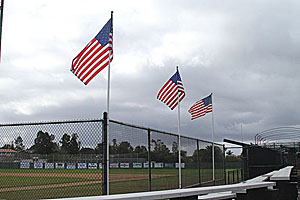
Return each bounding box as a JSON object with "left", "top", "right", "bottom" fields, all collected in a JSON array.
[
  {"left": 188, "top": 94, "right": 212, "bottom": 120},
  {"left": 157, "top": 69, "right": 185, "bottom": 110},
  {"left": 71, "top": 17, "right": 113, "bottom": 85}
]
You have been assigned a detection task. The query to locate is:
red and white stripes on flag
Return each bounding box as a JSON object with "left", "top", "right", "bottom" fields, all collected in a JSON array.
[
  {"left": 71, "top": 18, "right": 113, "bottom": 85},
  {"left": 188, "top": 94, "right": 212, "bottom": 120},
  {"left": 157, "top": 69, "right": 185, "bottom": 110}
]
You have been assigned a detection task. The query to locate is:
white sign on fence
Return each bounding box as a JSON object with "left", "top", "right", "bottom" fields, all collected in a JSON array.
[
  {"left": 55, "top": 163, "right": 65, "bottom": 169},
  {"left": 45, "top": 163, "right": 54, "bottom": 169},
  {"left": 34, "top": 162, "right": 43, "bottom": 169},
  {"left": 110, "top": 163, "right": 119, "bottom": 169},
  {"left": 88, "top": 163, "right": 98, "bottom": 169},
  {"left": 67, "top": 163, "right": 76, "bottom": 169},
  {"left": 120, "top": 163, "right": 129, "bottom": 168},
  {"left": 77, "top": 163, "right": 87, "bottom": 169},
  {"left": 133, "top": 163, "right": 142, "bottom": 168},
  {"left": 20, "top": 162, "right": 30, "bottom": 169},
  {"left": 143, "top": 162, "right": 153, "bottom": 168},
  {"left": 154, "top": 163, "right": 164, "bottom": 168},
  {"left": 175, "top": 163, "right": 185, "bottom": 168},
  {"left": 99, "top": 163, "right": 103, "bottom": 169}
]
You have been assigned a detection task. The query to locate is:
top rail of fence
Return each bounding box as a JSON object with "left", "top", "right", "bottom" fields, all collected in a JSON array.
[{"left": 0, "top": 119, "right": 103, "bottom": 127}]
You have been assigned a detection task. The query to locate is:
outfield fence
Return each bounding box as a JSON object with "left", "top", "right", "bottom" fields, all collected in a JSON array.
[{"left": 0, "top": 113, "right": 226, "bottom": 199}]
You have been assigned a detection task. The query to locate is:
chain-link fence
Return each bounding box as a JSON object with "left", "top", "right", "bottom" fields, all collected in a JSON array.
[
  {"left": 107, "top": 118, "right": 225, "bottom": 194},
  {"left": 0, "top": 120, "right": 103, "bottom": 200},
  {"left": 0, "top": 114, "right": 225, "bottom": 199}
]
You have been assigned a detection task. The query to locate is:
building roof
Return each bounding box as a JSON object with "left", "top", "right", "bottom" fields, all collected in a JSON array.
[{"left": 0, "top": 149, "right": 17, "bottom": 153}]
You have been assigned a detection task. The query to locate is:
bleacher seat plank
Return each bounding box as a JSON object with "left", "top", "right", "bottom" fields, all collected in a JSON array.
[{"left": 198, "top": 192, "right": 236, "bottom": 200}]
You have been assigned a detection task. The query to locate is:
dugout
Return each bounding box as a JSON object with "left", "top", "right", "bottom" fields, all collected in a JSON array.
[{"left": 224, "top": 139, "right": 283, "bottom": 180}]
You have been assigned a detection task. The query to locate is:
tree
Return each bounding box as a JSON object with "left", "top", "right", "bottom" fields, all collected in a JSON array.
[
  {"left": 134, "top": 145, "right": 148, "bottom": 158},
  {"left": 117, "top": 141, "right": 133, "bottom": 154},
  {"left": 95, "top": 143, "right": 103, "bottom": 154},
  {"left": 34, "top": 131, "right": 58, "bottom": 154},
  {"left": 1, "top": 142, "right": 15, "bottom": 150},
  {"left": 172, "top": 141, "right": 178, "bottom": 154},
  {"left": 134, "top": 145, "right": 147, "bottom": 153},
  {"left": 15, "top": 136, "right": 25, "bottom": 151},
  {"left": 192, "top": 145, "right": 224, "bottom": 163},
  {"left": 60, "top": 134, "right": 71, "bottom": 153},
  {"left": 225, "top": 154, "right": 242, "bottom": 162},
  {"left": 80, "top": 147, "right": 96, "bottom": 154},
  {"left": 170, "top": 141, "right": 188, "bottom": 163},
  {"left": 151, "top": 139, "right": 173, "bottom": 162},
  {"left": 59, "top": 133, "right": 80, "bottom": 154},
  {"left": 226, "top": 150, "right": 233, "bottom": 156},
  {"left": 110, "top": 139, "right": 118, "bottom": 154},
  {"left": 69, "top": 133, "right": 80, "bottom": 154}
]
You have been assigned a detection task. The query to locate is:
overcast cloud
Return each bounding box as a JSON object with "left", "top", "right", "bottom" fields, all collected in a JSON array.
[{"left": 0, "top": 0, "right": 300, "bottom": 146}]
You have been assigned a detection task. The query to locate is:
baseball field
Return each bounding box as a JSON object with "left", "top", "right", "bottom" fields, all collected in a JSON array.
[{"left": 0, "top": 168, "right": 225, "bottom": 200}]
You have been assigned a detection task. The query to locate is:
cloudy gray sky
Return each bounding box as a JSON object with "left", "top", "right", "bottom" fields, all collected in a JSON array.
[{"left": 0, "top": 0, "right": 300, "bottom": 146}]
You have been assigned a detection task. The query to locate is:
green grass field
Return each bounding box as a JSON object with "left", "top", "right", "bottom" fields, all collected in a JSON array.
[{"left": 0, "top": 168, "right": 230, "bottom": 200}]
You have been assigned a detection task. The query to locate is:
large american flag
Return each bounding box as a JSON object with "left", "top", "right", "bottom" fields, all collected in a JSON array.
[
  {"left": 188, "top": 94, "right": 212, "bottom": 120},
  {"left": 71, "top": 18, "right": 113, "bottom": 85},
  {"left": 157, "top": 69, "right": 185, "bottom": 110}
]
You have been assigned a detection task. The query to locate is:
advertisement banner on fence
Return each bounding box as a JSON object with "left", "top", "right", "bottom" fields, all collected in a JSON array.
[
  {"left": 120, "top": 163, "right": 129, "bottom": 168},
  {"left": 175, "top": 163, "right": 185, "bottom": 168},
  {"left": 133, "top": 163, "right": 142, "bottom": 168},
  {"left": 143, "top": 162, "right": 153, "bottom": 168},
  {"left": 154, "top": 163, "right": 163, "bottom": 168},
  {"left": 67, "top": 163, "right": 76, "bottom": 169},
  {"left": 55, "top": 163, "right": 65, "bottom": 169},
  {"left": 88, "top": 163, "right": 97, "bottom": 169},
  {"left": 110, "top": 163, "right": 119, "bottom": 169},
  {"left": 165, "top": 163, "right": 174, "bottom": 168},
  {"left": 77, "top": 163, "right": 87, "bottom": 169},
  {"left": 45, "top": 163, "right": 54, "bottom": 169},
  {"left": 34, "top": 162, "right": 43, "bottom": 169},
  {"left": 20, "top": 162, "right": 30, "bottom": 169},
  {"left": 99, "top": 163, "right": 102, "bottom": 169}
]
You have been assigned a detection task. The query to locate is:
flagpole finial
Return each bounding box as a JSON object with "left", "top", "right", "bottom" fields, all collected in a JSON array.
[{"left": 176, "top": 66, "right": 179, "bottom": 71}]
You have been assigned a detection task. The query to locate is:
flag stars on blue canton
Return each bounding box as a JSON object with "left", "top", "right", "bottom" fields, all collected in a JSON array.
[{"left": 96, "top": 19, "right": 112, "bottom": 47}]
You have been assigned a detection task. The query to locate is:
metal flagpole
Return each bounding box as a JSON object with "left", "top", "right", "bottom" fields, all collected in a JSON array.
[
  {"left": 211, "top": 93, "right": 215, "bottom": 181},
  {"left": 241, "top": 124, "right": 244, "bottom": 143},
  {"left": 177, "top": 66, "right": 182, "bottom": 189},
  {"left": 106, "top": 11, "right": 113, "bottom": 195},
  {"left": 0, "top": 0, "right": 5, "bottom": 62}
]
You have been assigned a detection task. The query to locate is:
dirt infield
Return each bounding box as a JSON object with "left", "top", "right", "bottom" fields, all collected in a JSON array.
[
  {"left": 0, "top": 172, "right": 169, "bottom": 181},
  {"left": 0, "top": 180, "right": 101, "bottom": 192},
  {"left": 0, "top": 172, "right": 171, "bottom": 192}
]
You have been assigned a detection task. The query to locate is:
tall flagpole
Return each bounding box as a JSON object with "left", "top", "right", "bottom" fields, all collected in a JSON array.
[
  {"left": 241, "top": 123, "right": 244, "bottom": 143},
  {"left": 177, "top": 66, "right": 182, "bottom": 189},
  {"left": 106, "top": 10, "right": 113, "bottom": 195},
  {"left": 0, "top": 0, "right": 4, "bottom": 62},
  {"left": 211, "top": 93, "right": 215, "bottom": 181}
]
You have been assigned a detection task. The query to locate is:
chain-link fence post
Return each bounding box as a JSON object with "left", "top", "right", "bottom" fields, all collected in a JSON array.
[
  {"left": 197, "top": 139, "right": 201, "bottom": 185},
  {"left": 223, "top": 145, "right": 226, "bottom": 185},
  {"left": 148, "top": 128, "right": 152, "bottom": 191},
  {"left": 102, "top": 112, "right": 108, "bottom": 195}
]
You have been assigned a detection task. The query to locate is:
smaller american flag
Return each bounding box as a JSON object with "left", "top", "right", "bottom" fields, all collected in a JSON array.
[
  {"left": 157, "top": 68, "right": 185, "bottom": 110},
  {"left": 188, "top": 94, "right": 212, "bottom": 120}
]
